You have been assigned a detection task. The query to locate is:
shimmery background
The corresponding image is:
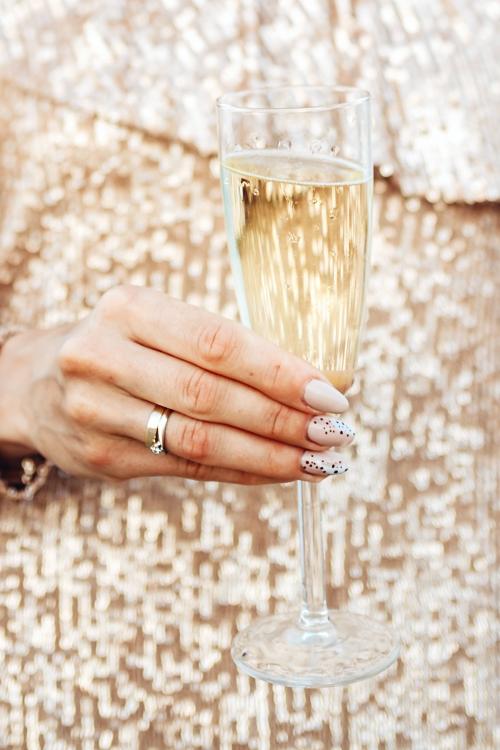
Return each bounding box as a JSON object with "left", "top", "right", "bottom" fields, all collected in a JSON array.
[
  {"left": 0, "top": 3, "right": 499, "bottom": 748},
  {"left": 0, "top": 0, "right": 498, "bottom": 202}
]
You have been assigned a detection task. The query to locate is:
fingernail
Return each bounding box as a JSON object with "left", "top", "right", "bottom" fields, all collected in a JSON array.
[
  {"left": 304, "top": 379, "right": 349, "bottom": 413},
  {"left": 300, "top": 449, "right": 349, "bottom": 477},
  {"left": 307, "top": 416, "right": 355, "bottom": 446}
]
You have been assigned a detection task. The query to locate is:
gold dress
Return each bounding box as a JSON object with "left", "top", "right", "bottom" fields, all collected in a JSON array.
[{"left": 0, "top": 2, "right": 498, "bottom": 748}]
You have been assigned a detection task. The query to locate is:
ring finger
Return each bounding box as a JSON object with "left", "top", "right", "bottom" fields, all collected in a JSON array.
[{"left": 80, "top": 384, "right": 349, "bottom": 481}]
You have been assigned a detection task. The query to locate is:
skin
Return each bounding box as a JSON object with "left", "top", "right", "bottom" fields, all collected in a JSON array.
[{"left": 0, "top": 285, "right": 351, "bottom": 485}]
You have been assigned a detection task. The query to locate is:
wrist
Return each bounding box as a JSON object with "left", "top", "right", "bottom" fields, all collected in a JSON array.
[{"left": 0, "top": 327, "right": 40, "bottom": 456}]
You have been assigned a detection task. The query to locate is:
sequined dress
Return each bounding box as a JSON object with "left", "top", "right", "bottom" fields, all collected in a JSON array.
[{"left": 0, "top": 2, "right": 498, "bottom": 748}]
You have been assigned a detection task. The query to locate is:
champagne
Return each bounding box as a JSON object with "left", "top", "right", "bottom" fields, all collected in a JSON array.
[{"left": 222, "top": 151, "right": 371, "bottom": 392}]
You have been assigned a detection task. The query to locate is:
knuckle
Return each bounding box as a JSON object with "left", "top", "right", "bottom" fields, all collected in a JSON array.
[
  {"left": 182, "top": 368, "right": 220, "bottom": 416},
  {"left": 173, "top": 458, "right": 218, "bottom": 482},
  {"left": 57, "top": 336, "right": 87, "bottom": 376},
  {"left": 266, "top": 401, "right": 293, "bottom": 440},
  {"left": 65, "top": 388, "right": 98, "bottom": 426},
  {"left": 82, "top": 440, "right": 113, "bottom": 470},
  {"left": 196, "top": 320, "right": 240, "bottom": 366},
  {"left": 183, "top": 460, "right": 209, "bottom": 480},
  {"left": 265, "top": 360, "right": 286, "bottom": 391},
  {"left": 175, "top": 418, "right": 213, "bottom": 462},
  {"left": 58, "top": 331, "right": 118, "bottom": 385},
  {"left": 97, "top": 285, "right": 138, "bottom": 320}
]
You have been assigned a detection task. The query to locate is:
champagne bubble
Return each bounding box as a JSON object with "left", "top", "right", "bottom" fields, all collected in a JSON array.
[
  {"left": 252, "top": 187, "right": 259, "bottom": 196},
  {"left": 250, "top": 134, "right": 266, "bottom": 149},
  {"left": 310, "top": 139, "right": 323, "bottom": 153},
  {"left": 330, "top": 145, "right": 340, "bottom": 156},
  {"left": 239, "top": 179, "right": 250, "bottom": 199},
  {"left": 329, "top": 210, "right": 336, "bottom": 220},
  {"left": 278, "top": 139, "right": 291, "bottom": 150}
]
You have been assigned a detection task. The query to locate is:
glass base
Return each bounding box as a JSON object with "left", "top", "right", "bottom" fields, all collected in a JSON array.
[{"left": 231, "top": 610, "right": 400, "bottom": 687}]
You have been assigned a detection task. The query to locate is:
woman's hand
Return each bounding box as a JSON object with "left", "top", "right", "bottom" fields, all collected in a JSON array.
[{"left": 0, "top": 286, "right": 355, "bottom": 484}]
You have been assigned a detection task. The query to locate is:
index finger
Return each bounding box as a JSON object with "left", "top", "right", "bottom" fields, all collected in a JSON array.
[{"left": 117, "top": 286, "right": 348, "bottom": 414}]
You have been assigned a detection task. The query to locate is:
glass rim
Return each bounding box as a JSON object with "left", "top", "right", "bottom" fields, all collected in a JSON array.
[{"left": 216, "top": 85, "right": 370, "bottom": 114}]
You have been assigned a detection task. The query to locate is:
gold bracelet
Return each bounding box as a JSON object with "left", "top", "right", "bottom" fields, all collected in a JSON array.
[{"left": 0, "top": 325, "right": 53, "bottom": 501}]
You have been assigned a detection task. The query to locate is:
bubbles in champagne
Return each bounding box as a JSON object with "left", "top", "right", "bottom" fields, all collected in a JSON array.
[
  {"left": 251, "top": 134, "right": 266, "bottom": 149},
  {"left": 222, "top": 151, "right": 370, "bottom": 382},
  {"left": 239, "top": 179, "right": 250, "bottom": 200}
]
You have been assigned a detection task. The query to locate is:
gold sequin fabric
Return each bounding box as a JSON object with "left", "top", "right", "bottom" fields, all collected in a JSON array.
[
  {"left": 0, "top": 6, "right": 499, "bottom": 750},
  {"left": 0, "top": 0, "right": 499, "bottom": 202}
]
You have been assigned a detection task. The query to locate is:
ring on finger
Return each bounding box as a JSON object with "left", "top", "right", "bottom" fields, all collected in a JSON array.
[{"left": 145, "top": 405, "right": 172, "bottom": 454}]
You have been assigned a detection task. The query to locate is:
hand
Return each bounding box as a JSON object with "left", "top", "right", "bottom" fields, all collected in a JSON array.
[{"left": 0, "top": 286, "right": 355, "bottom": 484}]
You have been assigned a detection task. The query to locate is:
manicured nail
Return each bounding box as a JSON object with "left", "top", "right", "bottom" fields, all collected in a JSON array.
[
  {"left": 300, "top": 449, "right": 349, "bottom": 477},
  {"left": 304, "top": 379, "right": 349, "bottom": 413},
  {"left": 307, "top": 416, "right": 355, "bottom": 446}
]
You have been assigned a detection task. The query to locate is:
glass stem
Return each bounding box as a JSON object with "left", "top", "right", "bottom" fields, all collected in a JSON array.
[{"left": 297, "top": 479, "right": 330, "bottom": 629}]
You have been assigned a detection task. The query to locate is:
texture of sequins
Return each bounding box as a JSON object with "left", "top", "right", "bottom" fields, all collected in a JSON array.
[
  {"left": 0, "top": 3, "right": 498, "bottom": 748},
  {"left": 0, "top": 0, "right": 498, "bottom": 202}
]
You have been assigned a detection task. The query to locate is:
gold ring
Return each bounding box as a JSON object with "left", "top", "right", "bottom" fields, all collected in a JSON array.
[{"left": 145, "top": 405, "right": 171, "bottom": 454}]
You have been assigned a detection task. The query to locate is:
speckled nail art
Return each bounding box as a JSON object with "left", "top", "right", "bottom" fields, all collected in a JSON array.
[
  {"left": 300, "top": 449, "right": 349, "bottom": 477},
  {"left": 307, "top": 416, "right": 355, "bottom": 446}
]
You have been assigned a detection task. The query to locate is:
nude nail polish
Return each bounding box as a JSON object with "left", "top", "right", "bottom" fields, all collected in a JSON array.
[
  {"left": 300, "top": 449, "right": 349, "bottom": 476},
  {"left": 307, "top": 416, "right": 355, "bottom": 446},
  {"left": 303, "top": 379, "right": 349, "bottom": 413}
]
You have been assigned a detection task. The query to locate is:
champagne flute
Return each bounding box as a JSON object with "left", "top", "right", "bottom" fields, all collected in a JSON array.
[{"left": 217, "top": 86, "right": 399, "bottom": 687}]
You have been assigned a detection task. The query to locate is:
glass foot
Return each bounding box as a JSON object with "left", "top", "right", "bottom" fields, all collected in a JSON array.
[{"left": 231, "top": 610, "right": 400, "bottom": 687}]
